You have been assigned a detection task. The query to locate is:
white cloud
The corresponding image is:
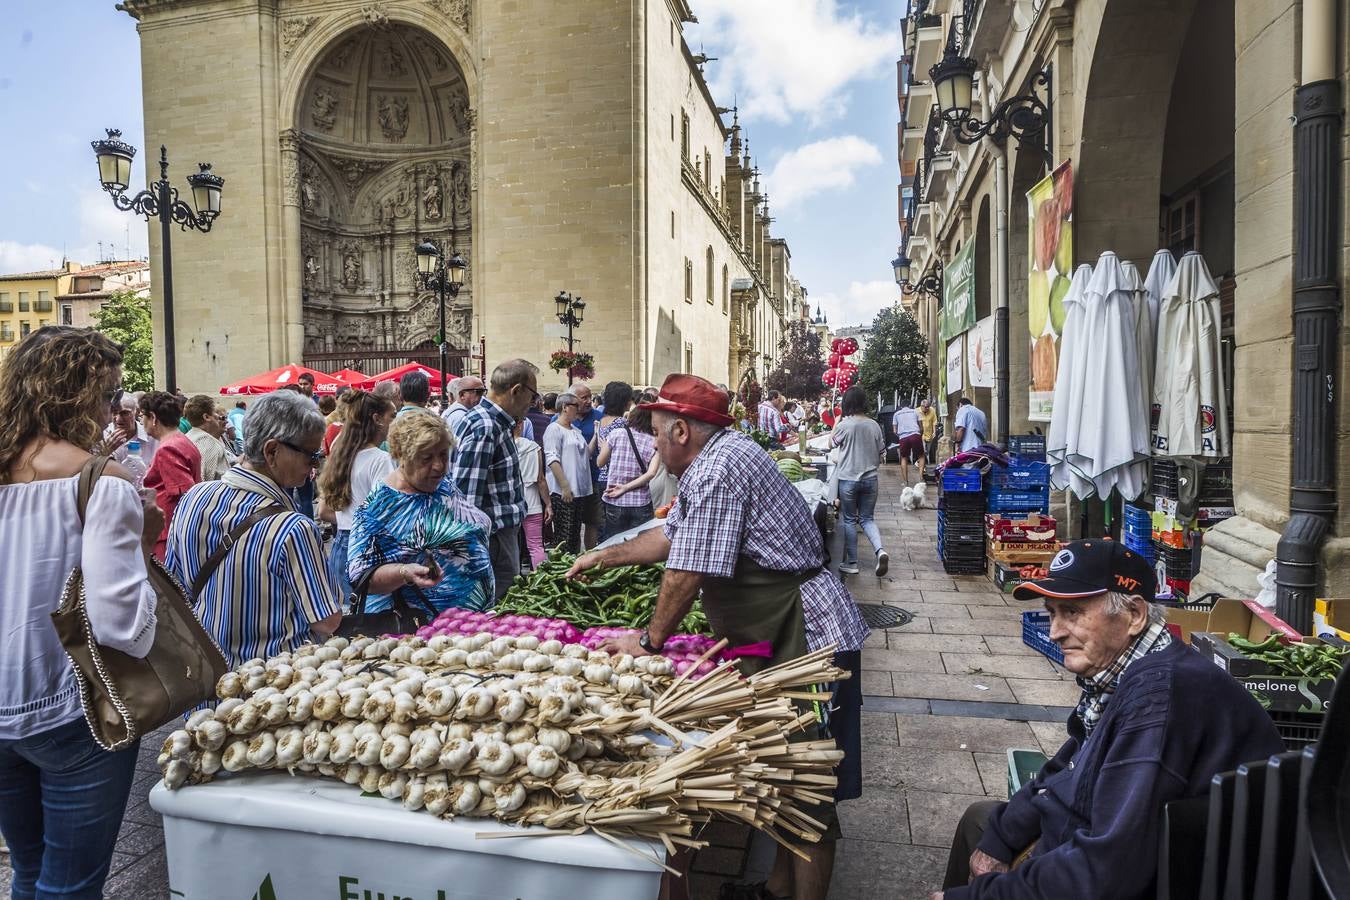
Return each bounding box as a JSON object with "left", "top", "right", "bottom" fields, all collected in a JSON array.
[
  {"left": 814, "top": 279, "right": 899, "bottom": 328},
  {"left": 764, "top": 135, "right": 883, "bottom": 209},
  {"left": 0, "top": 241, "right": 65, "bottom": 274},
  {"left": 0, "top": 189, "right": 149, "bottom": 275},
  {"left": 687, "top": 0, "right": 899, "bottom": 125}
]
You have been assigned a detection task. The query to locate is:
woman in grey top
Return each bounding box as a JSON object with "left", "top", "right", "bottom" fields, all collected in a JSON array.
[{"left": 831, "top": 387, "right": 888, "bottom": 575}]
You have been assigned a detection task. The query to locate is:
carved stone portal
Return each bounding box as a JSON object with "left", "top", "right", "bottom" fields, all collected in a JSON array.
[{"left": 297, "top": 24, "right": 473, "bottom": 356}]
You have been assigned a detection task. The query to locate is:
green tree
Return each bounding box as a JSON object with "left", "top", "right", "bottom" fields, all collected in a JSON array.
[
  {"left": 93, "top": 290, "right": 154, "bottom": 391},
  {"left": 765, "top": 320, "right": 826, "bottom": 400},
  {"left": 858, "top": 305, "right": 929, "bottom": 405}
]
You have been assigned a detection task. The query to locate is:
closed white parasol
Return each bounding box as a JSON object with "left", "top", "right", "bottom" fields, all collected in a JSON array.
[{"left": 1153, "top": 251, "right": 1229, "bottom": 457}]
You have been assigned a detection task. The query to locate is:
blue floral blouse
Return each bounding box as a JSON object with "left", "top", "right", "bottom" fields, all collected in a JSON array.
[{"left": 347, "top": 476, "right": 495, "bottom": 613}]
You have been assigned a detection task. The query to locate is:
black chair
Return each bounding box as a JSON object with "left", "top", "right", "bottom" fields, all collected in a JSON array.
[
  {"left": 1200, "top": 771, "right": 1236, "bottom": 900},
  {"left": 1223, "top": 760, "right": 1269, "bottom": 900},
  {"left": 1289, "top": 745, "right": 1331, "bottom": 900},
  {"left": 1158, "top": 796, "right": 1209, "bottom": 900},
  {"left": 1253, "top": 751, "right": 1304, "bottom": 899},
  {"left": 1309, "top": 665, "right": 1350, "bottom": 897}
]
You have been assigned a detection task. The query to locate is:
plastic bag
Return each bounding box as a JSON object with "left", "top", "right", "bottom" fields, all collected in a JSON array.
[{"left": 1254, "top": 559, "right": 1277, "bottom": 608}]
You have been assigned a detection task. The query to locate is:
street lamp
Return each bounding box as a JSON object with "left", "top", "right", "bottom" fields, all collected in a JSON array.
[
  {"left": 554, "top": 291, "right": 586, "bottom": 386},
  {"left": 92, "top": 129, "right": 224, "bottom": 392},
  {"left": 415, "top": 239, "right": 467, "bottom": 401},
  {"left": 892, "top": 253, "right": 943, "bottom": 296},
  {"left": 929, "top": 48, "right": 1052, "bottom": 163}
]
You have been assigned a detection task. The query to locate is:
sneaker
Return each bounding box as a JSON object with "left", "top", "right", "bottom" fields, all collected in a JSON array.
[
  {"left": 876, "top": 551, "right": 889, "bottom": 577},
  {"left": 838, "top": 562, "right": 860, "bottom": 574}
]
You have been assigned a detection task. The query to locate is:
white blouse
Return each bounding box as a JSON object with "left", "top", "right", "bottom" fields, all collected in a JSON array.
[
  {"left": 0, "top": 474, "right": 159, "bottom": 740},
  {"left": 543, "top": 422, "right": 593, "bottom": 498}
]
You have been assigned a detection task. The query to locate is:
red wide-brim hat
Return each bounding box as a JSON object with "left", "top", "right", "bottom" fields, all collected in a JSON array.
[{"left": 638, "top": 373, "right": 735, "bottom": 427}]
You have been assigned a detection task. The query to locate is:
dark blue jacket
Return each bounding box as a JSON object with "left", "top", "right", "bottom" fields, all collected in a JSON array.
[{"left": 948, "top": 640, "right": 1284, "bottom": 900}]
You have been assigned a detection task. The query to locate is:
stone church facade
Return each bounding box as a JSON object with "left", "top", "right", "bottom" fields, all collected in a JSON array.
[{"left": 120, "top": 0, "right": 798, "bottom": 391}]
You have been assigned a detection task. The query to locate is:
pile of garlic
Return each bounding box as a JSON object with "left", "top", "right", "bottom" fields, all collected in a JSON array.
[{"left": 158, "top": 633, "right": 846, "bottom": 848}]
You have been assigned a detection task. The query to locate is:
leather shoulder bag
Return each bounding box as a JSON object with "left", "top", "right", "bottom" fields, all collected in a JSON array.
[{"left": 50, "top": 457, "right": 252, "bottom": 750}]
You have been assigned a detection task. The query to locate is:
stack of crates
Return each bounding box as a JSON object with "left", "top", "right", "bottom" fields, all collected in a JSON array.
[
  {"left": 987, "top": 460, "right": 1051, "bottom": 516},
  {"left": 938, "top": 468, "right": 986, "bottom": 575},
  {"left": 1149, "top": 458, "right": 1233, "bottom": 594},
  {"left": 1121, "top": 502, "right": 1156, "bottom": 566}
]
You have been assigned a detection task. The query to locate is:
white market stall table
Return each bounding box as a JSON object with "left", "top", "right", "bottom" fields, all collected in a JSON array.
[{"left": 150, "top": 772, "right": 665, "bottom": 899}]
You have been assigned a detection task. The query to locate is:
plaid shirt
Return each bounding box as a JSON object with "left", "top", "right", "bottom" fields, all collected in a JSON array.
[
  {"left": 664, "top": 429, "right": 869, "bottom": 652},
  {"left": 451, "top": 398, "right": 525, "bottom": 530},
  {"left": 1074, "top": 620, "right": 1172, "bottom": 736}
]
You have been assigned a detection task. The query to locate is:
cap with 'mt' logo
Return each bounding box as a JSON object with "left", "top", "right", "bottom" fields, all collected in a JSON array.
[{"left": 1013, "top": 539, "right": 1156, "bottom": 602}]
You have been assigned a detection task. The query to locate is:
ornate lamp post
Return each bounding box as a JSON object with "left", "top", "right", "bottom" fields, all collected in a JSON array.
[
  {"left": 891, "top": 253, "right": 943, "bottom": 296},
  {"left": 554, "top": 291, "right": 586, "bottom": 386},
  {"left": 92, "top": 129, "right": 224, "bottom": 392},
  {"left": 415, "top": 240, "right": 467, "bottom": 401},
  {"left": 929, "top": 50, "right": 1052, "bottom": 162}
]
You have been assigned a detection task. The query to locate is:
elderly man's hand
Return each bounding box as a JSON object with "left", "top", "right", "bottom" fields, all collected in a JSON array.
[
  {"left": 928, "top": 893, "right": 944, "bottom": 900},
  {"left": 969, "top": 848, "right": 1010, "bottom": 879},
  {"left": 564, "top": 551, "right": 605, "bottom": 580}
]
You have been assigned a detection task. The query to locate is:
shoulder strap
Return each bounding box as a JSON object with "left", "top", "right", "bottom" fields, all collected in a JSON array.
[
  {"left": 621, "top": 421, "right": 649, "bottom": 469},
  {"left": 76, "top": 456, "right": 113, "bottom": 527},
  {"left": 190, "top": 504, "right": 287, "bottom": 600}
]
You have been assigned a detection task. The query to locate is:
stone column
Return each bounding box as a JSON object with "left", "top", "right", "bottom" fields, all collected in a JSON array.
[{"left": 279, "top": 129, "right": 304, "bottom": 363}]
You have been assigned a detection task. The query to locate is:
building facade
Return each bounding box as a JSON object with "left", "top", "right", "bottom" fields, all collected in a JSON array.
[
  {"left": 120, "top": 0, "right": 795, "bottom": 392},
  {"left": 898, "top": 0, "right": 1350, "bottom": 602},
  {"left": 56, "top": 261, "right": 152, "bottom": 328},
  {"left": 0, "top": 264, "right": 71, "bottom": 353}
]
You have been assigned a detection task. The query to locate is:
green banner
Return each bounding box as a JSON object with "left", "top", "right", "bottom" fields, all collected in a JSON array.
[{"left": 940, "top": 239, "right": 977, "bottom": 342}]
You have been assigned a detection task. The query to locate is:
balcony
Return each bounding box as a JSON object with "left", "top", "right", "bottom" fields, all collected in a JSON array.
[
  {"left": 914, "top": 200, "right": 931, "bottom": 236},
  {"left": 927, "top": 151, "right": 954, "bottom": 199},
  {"left": 964, "top": 0, "right": 1014, "bottom": 62},
  {"left": 0, "top": 329, "right": 14, "bottom": 343},
  {"left": 902, "top": 119, "right": 926, "bottom": 164},
  {"left": 35, "top": 300, "right": 53, "bottom": 313},
  {"left": 913, "top": 16, "right": 945, "bottom": 78}
]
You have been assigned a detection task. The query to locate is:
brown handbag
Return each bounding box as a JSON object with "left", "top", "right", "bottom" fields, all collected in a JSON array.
[{"left": 49, "top": 456, "right": 229, "bottom": 751}]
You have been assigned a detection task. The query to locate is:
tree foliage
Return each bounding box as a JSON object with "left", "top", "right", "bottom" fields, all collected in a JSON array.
[
  {"left": 765, "top": 320, "right": 826, "bottom": 400},
  {"left": 858, "top": 305, "right": 929, "bottom": 405},
  {"left": 94, "top": 290, "right": 154, "bottom": 392}
]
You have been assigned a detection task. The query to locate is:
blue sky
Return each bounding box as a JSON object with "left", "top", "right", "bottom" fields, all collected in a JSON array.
[{"left": 0, "top": 0, "right": 902, "bottom": 329}]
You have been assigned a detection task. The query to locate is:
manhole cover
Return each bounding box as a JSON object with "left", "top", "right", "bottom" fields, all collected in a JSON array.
[{"left": 857, "top": 604, "right": 913, "bottom": 629}]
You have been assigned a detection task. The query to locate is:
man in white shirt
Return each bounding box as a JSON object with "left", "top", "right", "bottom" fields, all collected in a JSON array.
[
  {"left": 441, "top": 375, "right": 486, "bottom": 437},
  {"left": 102, "top": 393, "right": 158, "bottom": 463},
  {"left": 954, "top": 397, "right": 989, "bottom": 453},
  {"left": 891, "top": 403, "right": 925, "bottom": 484}
]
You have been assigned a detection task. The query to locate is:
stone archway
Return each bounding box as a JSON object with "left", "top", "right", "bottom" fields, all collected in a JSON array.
[{"left": 293, "top": 24, "right": 473, "bottom": 356}]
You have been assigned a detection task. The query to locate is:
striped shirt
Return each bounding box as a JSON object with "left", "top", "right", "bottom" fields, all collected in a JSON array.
[
  {"left": 757, "top": 401, "right": 781, "bottom": 436},
  {"left": 664, "top": 429, "right": 870, "bottom": 653},
  {"left": 166, "top": 466, "right": 342, "bottom": 667}
]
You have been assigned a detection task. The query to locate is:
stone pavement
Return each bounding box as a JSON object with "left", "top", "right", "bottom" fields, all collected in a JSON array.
[{"left": 0, "top": 466, "right": 1073, "bottom": 899}]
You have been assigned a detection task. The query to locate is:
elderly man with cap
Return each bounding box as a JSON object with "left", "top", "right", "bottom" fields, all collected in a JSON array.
[
  {"left": 567, "top": 373, "right": 868, "bottom": 900},
  {"left": 934, "top": 540, "right": 1282, "bottom": 900}
]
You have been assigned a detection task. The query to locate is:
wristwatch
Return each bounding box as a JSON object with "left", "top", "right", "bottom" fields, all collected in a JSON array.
[{"left": 638, "top": 630, "right": 663, "bottom": 654}]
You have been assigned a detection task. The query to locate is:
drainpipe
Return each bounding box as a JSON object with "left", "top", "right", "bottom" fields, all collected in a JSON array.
[
  {"left": 1275, "top": 0, "right": 1341, "bottom": 632},
  {"left": 994, "top": 143, "right": 1010, "bottom": 445}
]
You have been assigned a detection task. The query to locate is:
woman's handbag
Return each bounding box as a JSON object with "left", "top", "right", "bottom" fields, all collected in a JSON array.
[
  {"left": 337, "top": 564, "right": 437, "bottom": 638},
  {"left": 50, "top": 456, "right": 230, "bottom": 751}
]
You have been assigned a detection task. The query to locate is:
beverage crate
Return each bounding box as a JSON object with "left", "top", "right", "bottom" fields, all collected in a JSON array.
[
  {"left": 1153, "top": 540, "right": 1200, "bottom": 580},
  {"left": 1021, "top": 611, "right": 1065, "bottom": 665},
  {"left": 989, "top": 461, "right": 1051, "bottom": 490},
  {"left": 943, "top": 559, "right": 987, "bottom": 576},
  {"left": 987, "top": 490, "right": 1050, "bottom": 515},
  {"left": 1008, "top": 434, "right": 1047, "bottom": 462},
  {"left": 1151, "top": 458, "right": 1235, "bottom": 502},
  {"left": 941, "top": 468, "right": 984, "bottom": 492}
]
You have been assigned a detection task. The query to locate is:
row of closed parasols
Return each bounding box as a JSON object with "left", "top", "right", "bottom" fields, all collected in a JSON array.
[{"left": 1047, "top": 249, "right": 1228, "bottom": 501}]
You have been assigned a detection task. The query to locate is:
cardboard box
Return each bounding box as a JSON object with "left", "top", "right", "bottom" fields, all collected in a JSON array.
[
  {"left": 985, "top": 513, "right": 1057, "bottom": 543},
  {"left": 992, "top": 562, "right": 1025, "bottom": 593},
  {"left": 1163, "top": 598, "right": 1303, "bottom": 646},
  {"left": 988, "top": 542, "right": 1058, "bottom": 565},
  {"left": 1314, "top": 598, "right": 1350, "bottom": 642},
  {"left": 1190, "top": 631, "right": 1339, "bottom": 712}
]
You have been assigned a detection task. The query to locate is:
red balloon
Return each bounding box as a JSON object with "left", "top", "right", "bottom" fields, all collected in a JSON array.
[
  {"left": 821, "top": 368, "right": 838, "bottom": 387},
  {"left": 828, "top": 352, "right": 842, "bottom": 368},
  {"left": 839, "top": 337, "right": 860, "bottom": 356},
  {"left": 830, "top": 338, "right": 844, "bottom": 354}
]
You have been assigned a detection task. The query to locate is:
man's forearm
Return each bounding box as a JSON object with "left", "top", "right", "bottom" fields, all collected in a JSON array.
[
  {"left": 593, "top": 526, "right": 670, "bottom": 567},
  {"left": 647, "top": 569, "right": 702, "bottom": 646}
]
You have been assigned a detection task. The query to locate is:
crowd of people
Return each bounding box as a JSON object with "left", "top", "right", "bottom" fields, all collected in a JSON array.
[{"left": 0, "top": 324, "right": 1281, "bottom": 900}]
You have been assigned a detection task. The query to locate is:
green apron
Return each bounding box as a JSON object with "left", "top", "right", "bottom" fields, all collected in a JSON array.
[{"left": 699, "top": 557, "right": 816, "bottom": 676}]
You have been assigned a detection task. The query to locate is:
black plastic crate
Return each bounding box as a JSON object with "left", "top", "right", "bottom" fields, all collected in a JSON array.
[
  {"left": 1268, "top": 710, "right": 1323, "bottom": 751},
  {"left": 939, "top": 492, "right": 987, "bottom": 512},
  {"left": 943, "top": 560, "right": 987, "bottom": 575},
  {"left": 1151, "top": 458, "right": 1235, "bottom": 503},
  {"left": 1152, "top": 540, "right": 1200, "bottom": 579}
]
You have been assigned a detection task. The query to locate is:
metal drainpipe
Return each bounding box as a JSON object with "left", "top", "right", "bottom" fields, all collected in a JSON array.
[
  {"left": 994, "top": 143, "right": 1010, "bottom": 445},
  {"left": 1275, "top": 0, "right": 1341, "bottom": 633}
]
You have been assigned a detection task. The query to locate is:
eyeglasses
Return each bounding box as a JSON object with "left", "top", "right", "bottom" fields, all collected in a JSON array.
[
  {"left": 105, "top": 386, "right": 124, "bottom": 408},
  {"left": 278, "top": 440, "right": 323, "bottom": 464},
  {"left": 464, "top": 388, "right": 487, "bottom": 395}
]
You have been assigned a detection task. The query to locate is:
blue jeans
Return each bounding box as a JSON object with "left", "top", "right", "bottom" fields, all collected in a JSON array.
[
  {"left": 838, "top": 476, "right": 884, "bottom": 566},
  {"left": 0, "top": 717, "right": 139, "bottom": 899},
  {"left": 328, "top": 529, "right": 352, "bottom": 600}
]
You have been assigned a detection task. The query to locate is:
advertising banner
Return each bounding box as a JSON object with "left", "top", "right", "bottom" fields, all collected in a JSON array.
[
  {"left": 945, "top": 339, "right": 964, "bottom": 395},
  {"left": 1027, "top": 160, "right": 1074, "bottom": 422},
  {"left": 940, "top": 239, "right": 977, "bottom": 343},
  {"left": 967, "top": 316, "right": 995, "bottom": 388}
]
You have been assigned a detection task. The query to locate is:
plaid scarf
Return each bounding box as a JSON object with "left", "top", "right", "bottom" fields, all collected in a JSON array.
[{"left": 1074, "top": 620, "right": 1172, "bottom": 737}]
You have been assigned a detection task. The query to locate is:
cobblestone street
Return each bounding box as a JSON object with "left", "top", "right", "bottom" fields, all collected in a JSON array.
[{"left": 0, "top": 466, "right": 1074, "bottom": 899}]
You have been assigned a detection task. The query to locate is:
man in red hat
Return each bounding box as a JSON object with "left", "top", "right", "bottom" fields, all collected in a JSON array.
[{"left": 566, "top": 372, "right": 869, "bottom": 900}]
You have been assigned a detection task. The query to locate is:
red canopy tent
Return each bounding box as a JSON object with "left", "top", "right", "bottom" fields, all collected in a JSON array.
[
  {"left": 219, "top": 364, "right": 342, "bottom": 396},
  {"left": 353, "top": 363, "right": 445, "bottom": 392},
  {"left": 330, "top": 368, "right": 371, "bottom": 386}
]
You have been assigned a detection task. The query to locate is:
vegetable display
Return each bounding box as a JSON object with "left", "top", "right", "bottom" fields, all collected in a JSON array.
[
  {"left": 498, "top": 550, "right": 710, "bottom": 635},
  {"left": 157, "top": 632, "right": 847, "bottom": 860},
  {"left": 1227, "top": 633, "right": 1349, "bottom": 679}
]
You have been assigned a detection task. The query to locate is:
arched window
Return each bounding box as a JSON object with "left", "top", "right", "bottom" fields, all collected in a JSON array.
[
  {"left": 721, "top": 265, "right": 729, "bottom": 314},
  {"left": 706, "top": 247, "right": 715, "bottom": 303}
]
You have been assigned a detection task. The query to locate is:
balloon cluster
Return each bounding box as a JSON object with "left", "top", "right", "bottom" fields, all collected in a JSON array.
[{"left": 822, "top": 337, "right": 861, "bottom": 390}]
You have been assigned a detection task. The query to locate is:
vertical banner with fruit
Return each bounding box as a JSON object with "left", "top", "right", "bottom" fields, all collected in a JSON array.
[
  {"left": 967, "top": 316, "right": 995, "bottom": 388},
  {"left": 940, "top": 239, "right": 977, "bottom": 343},
  {"left": 1028, "top": 160, "right": 1073, "bottom": 421}
]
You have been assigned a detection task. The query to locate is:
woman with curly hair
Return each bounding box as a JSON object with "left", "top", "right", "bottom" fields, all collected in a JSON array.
[
  {"left": 0, "top": 326, "right": 160, "bottom": 898},
  {"left": 140, "top": 390, "right": 201, "bottom": 559},
  {"left": 317, "top": 390, "right": 396, "bottom": 599}
]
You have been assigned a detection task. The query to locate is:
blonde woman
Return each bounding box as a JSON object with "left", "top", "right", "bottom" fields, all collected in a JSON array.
[{"left": 348, "top": 410, "right": 494, "bottom": 621}]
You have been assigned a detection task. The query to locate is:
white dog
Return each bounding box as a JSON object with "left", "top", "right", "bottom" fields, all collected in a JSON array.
[{"left": 901, "top": 482, "right": 930, "bottom": 511}]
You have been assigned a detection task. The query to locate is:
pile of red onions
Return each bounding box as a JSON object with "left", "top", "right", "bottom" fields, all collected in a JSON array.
[
  {"left": 415, "top": 608, "right": 582, "bottom": 644},
  {"left": 581, "top": 627, "right": 725, "bottom": 678}
]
